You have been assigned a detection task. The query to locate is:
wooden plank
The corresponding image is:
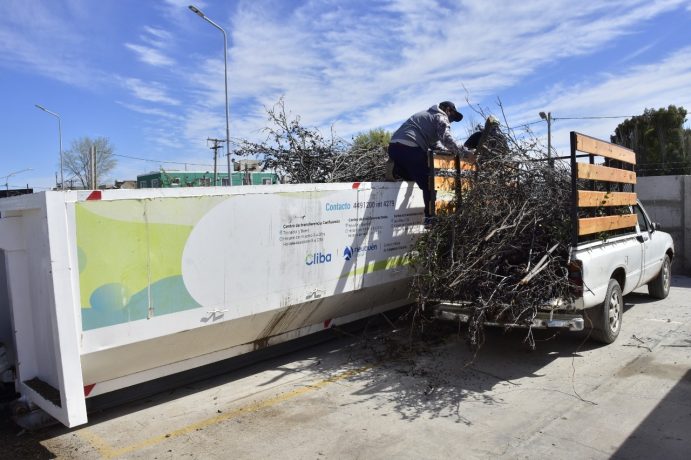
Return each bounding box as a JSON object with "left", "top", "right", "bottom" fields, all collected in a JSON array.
[
  {"left": 577, "top": 163, "right": 636, "bottom": 184},
  {"left": 577, "top": 191, "right": 637, "bottom": 207},
  {"left": 574, "top": 133, "right": 636, "bottom": 164},
  {"left": 434, "top": 199, "right": 455, "bottom": 214},
  {"left": 433, "top": 154, "right": 456, "bottom": 169},
  {"left": 578, "top": 214, "right": 638, "bottom": 236},
  {"left": 434, "top": 176, "right": 456, "bottom": 191},
  {"left": 460, "top": 160, "right": 475, "bottom": 171},
  {"left": 432, "top": 154, "right": 476, "bottom": 170}
]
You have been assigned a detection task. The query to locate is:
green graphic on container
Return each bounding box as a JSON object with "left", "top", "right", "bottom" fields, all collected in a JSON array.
[{"left": 76, "top": 198, "right": 222, "bottom": 330}]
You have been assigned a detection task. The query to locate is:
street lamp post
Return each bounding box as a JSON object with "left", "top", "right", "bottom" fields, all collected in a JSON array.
[
  {"left": 189, "top": 4, "right": 232, "bottom": 187},
  {"left": 539, "top": 111, "right": 552, "bottom": 167},
  {"left": 35, "top": 104, "right": 63, "bottom": 189},
  {"left": 3, "top": 168, "right": 33, "bottom": 192}
]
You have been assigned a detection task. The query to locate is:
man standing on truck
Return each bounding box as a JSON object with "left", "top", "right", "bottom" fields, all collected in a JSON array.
[{"left": 387, "top": 101, "right": 476, "bottom": 218}]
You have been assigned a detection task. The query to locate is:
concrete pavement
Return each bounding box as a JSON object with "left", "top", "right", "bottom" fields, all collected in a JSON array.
[{"left": 10, "top": 276, "right": 691, "bottom": 459}]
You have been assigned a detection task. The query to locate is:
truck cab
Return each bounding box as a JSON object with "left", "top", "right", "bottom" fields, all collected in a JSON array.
[{"left": 572, "top": 200, "right": 674, "bottom": 343}]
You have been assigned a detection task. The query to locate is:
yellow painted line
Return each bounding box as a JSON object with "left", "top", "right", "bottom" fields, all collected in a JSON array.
[{"left": 77, "top": 365, "right": 374, "bottom": 459}]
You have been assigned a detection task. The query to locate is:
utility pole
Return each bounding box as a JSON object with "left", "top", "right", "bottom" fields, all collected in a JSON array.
[
  {"left": 89, "top": 145, "right": 97, "bottom": 189},
  {"left": 207, "top": 138, "right": 225, "bottom": 185},
  {"left": 539, "top": 111, "right": 552, "bottom": 168}
]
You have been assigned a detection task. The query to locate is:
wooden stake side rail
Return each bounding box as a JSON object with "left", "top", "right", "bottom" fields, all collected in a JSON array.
[
  {"left": 432, "top": 154, "right": 476, "bottom": 171},
  {"left": 575, "top": 132, "right": 636, "bottom": 164},
  {"left": 577, "top": 163, "right": 637, "bottom": 184},
  {"left": 578, "top": 214, "right": 638, "bottom": 236},
  {"left": 577, "top": 191, "right": 637, "bottom": 207},
  {"left": 571, "top": 131, "right": 638, "bottom": 242},
  {"left": 433, "top": 153, "right": 456, "bottom": 169}
]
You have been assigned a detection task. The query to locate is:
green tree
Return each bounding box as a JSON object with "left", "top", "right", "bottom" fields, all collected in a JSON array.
[
  {"left": 610, "top": 105, "right": 691, "bottom": 176},
  {"left": 63, "top": 136, "right": 117, "bottom": 188},
  {"left": 351, "top": 128, "right": 391, "bottom": 151}
]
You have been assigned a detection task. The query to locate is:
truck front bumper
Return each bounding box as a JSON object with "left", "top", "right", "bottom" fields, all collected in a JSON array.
[{"left": 431, "top": 302, "right": 585, "bottom": 332}]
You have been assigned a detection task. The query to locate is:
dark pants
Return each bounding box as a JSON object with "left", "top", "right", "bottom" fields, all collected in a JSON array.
[{"left": 387, "top": 142, "right": 431, "bottom": 217}]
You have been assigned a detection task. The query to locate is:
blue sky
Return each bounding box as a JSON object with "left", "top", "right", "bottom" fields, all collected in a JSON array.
[{"left": 1, "top": 0, "right": 691, "bottom": 190}]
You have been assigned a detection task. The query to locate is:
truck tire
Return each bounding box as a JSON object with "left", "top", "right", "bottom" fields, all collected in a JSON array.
[
  {"left": 585, "top": 278, "right": 623, "bottom": 344},
  {"left": 648, "top": 254, "right": 671, "bottom": 299}
]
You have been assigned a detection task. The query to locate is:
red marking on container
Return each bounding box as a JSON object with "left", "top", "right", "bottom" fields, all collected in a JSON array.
[
  {"left": 83, "top": 384, "right": 96, "bottom": 397},
  {"left": 323, "top": 319, "right": 332, "bottom": 329},
  {"left": 352, "top": 182, "right": 360, "bottom": 189},
  {"left": 86, "top": 191, "right": 102, "bottom": 201}
]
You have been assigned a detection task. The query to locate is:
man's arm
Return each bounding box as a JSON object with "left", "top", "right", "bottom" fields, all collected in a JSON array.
[{"left": 434, "top": 114, "right": 476, "bottom": 163}]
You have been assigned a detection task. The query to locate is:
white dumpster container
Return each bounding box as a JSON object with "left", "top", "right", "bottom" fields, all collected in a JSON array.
[{"left": 0, "top": 182, "right": 424, "bottom": 427}]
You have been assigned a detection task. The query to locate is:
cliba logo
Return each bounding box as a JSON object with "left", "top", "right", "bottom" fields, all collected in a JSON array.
[{"left": 306, "top": 252, "right": 332, "bottom": 265}]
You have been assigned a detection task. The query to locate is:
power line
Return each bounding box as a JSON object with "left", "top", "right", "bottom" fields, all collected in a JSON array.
[
  {"left": 552, "top": 115, "right": 637, "bottom": 121},
  {"left": 514, "top": 120, "right": 545, "bottom": 128},
  {"left": 111, "top": 153, "right": 215, "bottom": 168},
  {"left": 512, "top": 115, "right": 636, "bottom": 129}
]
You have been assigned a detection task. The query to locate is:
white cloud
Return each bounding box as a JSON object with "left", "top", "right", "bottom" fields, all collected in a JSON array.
[
  {"left": 123, "top": 78, "right": 181, "bottom": 105},
  {"left": 125, "top": 23, "right": 176, "bottom": 67},
  {"left": 143, "top": 26, "right": 172, "bottom": 44},
  {"left": 116, "top": 101, "right": 183, "bottom": 120},
  {"left": 196, "top": 0, "right": 688, "bottom": 141},
  {"left": 125, "top": 43, "right": 175, "bottom": 67},
  {"left": 0, "top": 0, "right": 102, "bottom": 87}
]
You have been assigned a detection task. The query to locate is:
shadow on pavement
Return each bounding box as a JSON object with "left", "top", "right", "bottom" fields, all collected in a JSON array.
[
  {"left": 320, "top": 315, "right": 601, "bottom": 423},
  {"left": 613, "top": 369, "right": 691, "bottom": 459}
]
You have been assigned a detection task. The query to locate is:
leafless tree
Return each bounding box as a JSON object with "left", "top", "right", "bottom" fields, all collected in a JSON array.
[
  {"left": 232, "top": 98, "right": 388, "bottom": 183},
  {"left": 63, "top": 136, "right": 117, "bottom": 188}
]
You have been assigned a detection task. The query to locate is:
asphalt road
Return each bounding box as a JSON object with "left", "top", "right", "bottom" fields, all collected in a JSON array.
[{"left": 3, "top": 276, "right": 690, "bottom": 459}]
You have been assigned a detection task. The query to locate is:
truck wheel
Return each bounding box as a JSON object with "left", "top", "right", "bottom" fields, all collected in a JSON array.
[
  {"left": 648, "top": 254, "right": 671, "bottom": 299},
  {"left": 586, "top": 279, "right": 623, "bottom": 344}
]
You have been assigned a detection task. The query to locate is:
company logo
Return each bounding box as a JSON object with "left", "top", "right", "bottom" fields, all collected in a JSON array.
[
  {"left": 343, "top": 243, "right": 378, "bottom": 260},
  {"left": 306, "top": 252, "right": 332, "bottom": 265},
  {"left": 325, "top": 202, "right": 351, "bottom": 211}
]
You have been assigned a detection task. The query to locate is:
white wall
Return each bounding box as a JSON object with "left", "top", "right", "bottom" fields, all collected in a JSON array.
[
  {"left": 637, "top": 175, "right": 691, "bottom": 275},
  {"left": 0, "top": 251, "right": 13, "bottom": 359}
]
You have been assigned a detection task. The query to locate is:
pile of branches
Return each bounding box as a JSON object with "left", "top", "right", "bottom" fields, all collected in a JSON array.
[
  {"left": 233, "top": 98, "right": 388, "bottom": 183},
  {"left": 412, "top": 121, "right": 575, "bottom": 349}
]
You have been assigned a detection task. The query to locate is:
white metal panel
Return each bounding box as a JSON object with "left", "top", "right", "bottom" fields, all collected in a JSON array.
[
  {"left": 43, "top": 193, "right": 87, "bottom": 426},
  {"left": 77, "top": 182, "right": 423, "bottom": 354}
]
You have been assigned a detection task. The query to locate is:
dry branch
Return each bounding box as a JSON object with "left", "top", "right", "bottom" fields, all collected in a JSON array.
[
  {"left": 232, "top": 98, "right": 388, "bottom": 183},
  {"left": 411, "top": 121, "right": 575, "bottom": 350}
]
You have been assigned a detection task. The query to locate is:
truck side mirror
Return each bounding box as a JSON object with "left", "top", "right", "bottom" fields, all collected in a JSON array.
[{"left": 651, "top": 222, "right": 661, "bottom": 231}]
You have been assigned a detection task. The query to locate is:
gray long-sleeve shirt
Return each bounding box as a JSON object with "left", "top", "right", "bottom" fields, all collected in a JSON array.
[{"left": 391, "top": 104, "right": 466, "bottom": 155}]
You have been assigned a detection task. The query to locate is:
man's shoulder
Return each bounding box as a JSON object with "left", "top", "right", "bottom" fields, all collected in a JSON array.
[{"left": 432, "top": 111, "right": 450, "bottom": 126}]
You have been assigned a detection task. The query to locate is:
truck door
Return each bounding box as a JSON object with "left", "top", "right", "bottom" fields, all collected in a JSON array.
[{"left": 636, "top": 204, "right": 665, "bottom": 284}]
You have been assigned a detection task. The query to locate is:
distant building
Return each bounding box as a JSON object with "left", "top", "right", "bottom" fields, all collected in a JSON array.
[
  {"left": 0, "top": 188, "right": 33, "bottom": 199},
  {"left": 113, "top": 180, "right": 137, "bottom": 189},
  {"left": 136, "top": 170, "right": 279, "bottom": 188}
]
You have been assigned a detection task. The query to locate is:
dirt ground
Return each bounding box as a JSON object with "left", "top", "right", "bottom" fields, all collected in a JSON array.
[{"left": 1, "top": 385, "right": 55, "bottom": 459}]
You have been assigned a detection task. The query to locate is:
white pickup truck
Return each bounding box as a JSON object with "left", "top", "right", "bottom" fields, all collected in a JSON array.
[
  {"left": 433, "top": 200, "right": 674, "bottom": 344},
  {"left": 430, "top": 132, "right": 675, "bottom": 344}
]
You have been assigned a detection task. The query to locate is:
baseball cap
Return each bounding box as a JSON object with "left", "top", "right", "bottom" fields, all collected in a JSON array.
[{"left": 439, "top": 101, "right": 463, "bottom": 122}]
